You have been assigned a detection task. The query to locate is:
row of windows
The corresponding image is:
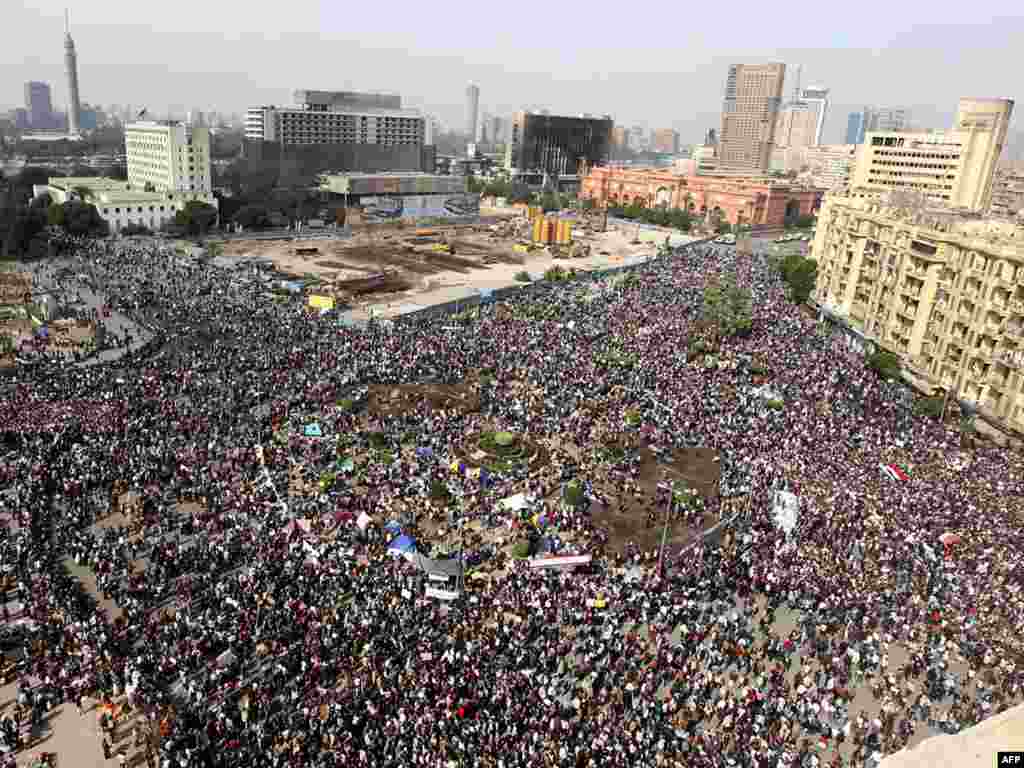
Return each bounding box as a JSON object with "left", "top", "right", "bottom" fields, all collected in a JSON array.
[
  {"left": 874, "top": 150, "right": 960, "bottom": 159},
  {"left": 102, "top": 204, "right": 176, "bottom": 214}
]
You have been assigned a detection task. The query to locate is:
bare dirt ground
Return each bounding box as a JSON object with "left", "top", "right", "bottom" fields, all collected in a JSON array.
[
  {"left": 590, "top": 443, "right": 722, "bottom": 555},
  {"left": 367, "top": 383, "right": 480, "bottom": 417},
  {"left": 218, "top": 221, "right": 689, "bottom": 318}
]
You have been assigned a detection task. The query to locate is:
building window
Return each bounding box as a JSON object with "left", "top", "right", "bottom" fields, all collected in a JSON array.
[{"left": 114, "top": 208, "right": 120, "bottom": 213}]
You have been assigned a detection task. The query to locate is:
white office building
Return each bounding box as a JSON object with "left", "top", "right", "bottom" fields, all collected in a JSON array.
[{"left": 125, "top": 119, "right": 212, "bottom": 195}]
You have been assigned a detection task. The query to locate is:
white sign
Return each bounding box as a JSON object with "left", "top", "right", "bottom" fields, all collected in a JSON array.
[
  {"left": 428, "top": 573, "right": 450, "bottom": 583},
  {"left": 425, "top": 587, "right": 460, "bottom": 601},
  {"left": 527, "top": 554, "right": 592, "bottom": 571}
]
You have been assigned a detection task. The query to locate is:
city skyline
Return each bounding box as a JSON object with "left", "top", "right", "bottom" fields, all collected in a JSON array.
[{"left": 3, "top": 4, "right": 1022, "bottom": 149}]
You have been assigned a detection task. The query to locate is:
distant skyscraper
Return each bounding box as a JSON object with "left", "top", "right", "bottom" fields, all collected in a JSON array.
[
  {"left": 845, "top": 110, "right": 866, "bottom": 144},
  {"left": 24, "top": 81, "right": 53, "bottom": 128},
  {"left": 652, "top": 128, "right": 680, "bottom": 154},
  {"left": 465, "top": 83, "right": 480, "bottom": 145},
  {"left": 799, "top": 86, "right": 829, "bottom": 145},
  {"left": 719, "top": 62, "right": 786, "bottom": 171},
  {"left": 845, "top": 106, "right": 909, "bottom": 144},
  {"left": 63, "top": 10, "right": 82, "bottom": 135}
]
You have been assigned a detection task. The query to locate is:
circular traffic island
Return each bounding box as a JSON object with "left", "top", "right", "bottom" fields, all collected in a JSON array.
[{"left": 457, "top": 430, "right": 549, "bottom": 475}]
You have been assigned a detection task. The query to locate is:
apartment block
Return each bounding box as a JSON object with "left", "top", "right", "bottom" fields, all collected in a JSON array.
[
  {"left": 125, "top": 120, "right": 212, "bottom": 195},
  {"left": 718, "top": 62, "right": 786, "bottom": 171},
  {"left": 849, "top": 98, "right": 1013, "bottom": 212},
  {"left": 990, "top": 165, "right": 1024, "bottom": 219},
  {"left": 811, "top": 194, "right": 1024, "bottom": 429}
]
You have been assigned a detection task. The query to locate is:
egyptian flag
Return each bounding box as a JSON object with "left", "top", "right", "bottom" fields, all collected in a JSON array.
[{"left": 880, "top": 463, "right": 909, "bottom": 482}]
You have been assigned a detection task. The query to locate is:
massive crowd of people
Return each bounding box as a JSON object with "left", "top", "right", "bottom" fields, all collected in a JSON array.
[{"left": 0, "top": 230, "right": 1021, "bottom": 768}]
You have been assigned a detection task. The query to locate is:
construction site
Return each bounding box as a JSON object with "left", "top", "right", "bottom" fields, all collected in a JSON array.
[{"left": 219, "top": 207, "right": 698, "bottom": 318}]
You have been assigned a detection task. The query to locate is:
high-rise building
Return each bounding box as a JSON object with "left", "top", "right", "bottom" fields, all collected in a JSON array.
[
  {"left": 24, "top": 81, "right": 53, "bottom": 128},
  {"left": 491, "top": 115, "right": 504, "bottom": 145},
  {"left": 505, "top": 111, "right": 613, "bottom": 176},
  {"left": 466, "top": 83, "right": 480, "bottom": 144},
  {"left": 652, "top": 129, "right": 680, "bottom": 154},
  {"left": 849, "top": 97, "right": 1013, "bottom": 212},
  {"left": 627, "top": 125, "right": 648, "bottom": 152},
  {"left": 775, "top": 102, "right": 819, "bottom": 149},
  {"left": 846, "top": 111, "right": 866, "bottom": 144},
  {"left": 125, "top": 119, "right": 212, "bottom": 195},
  {"left": 846, "top": 106, "right": 910, "bottom": 144},
  {"left": 63, "top": 11, "right": 81, "bottom": 136},
  {"left": 774, "top": 85, "right": 829, "bottom": 149},
  {"left": 718, "top": 62, "right": 786, "bottom": 171},
  {"left": 611, "top": 126, "right": 628, "bottom": 147},
  {"left": 811, "top": 193, "right": 1024, "bottom": 429},
  {"left": 245, "top": 90, "right": 426, "bottom": 147},
  {"left": 799, "top": 87, "right": 829, "bottom": 145},
  {"left": 871, "top": 107, "right": 909, "bottom": 133}
]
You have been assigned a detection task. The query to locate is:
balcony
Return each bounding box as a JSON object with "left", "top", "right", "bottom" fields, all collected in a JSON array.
[
  {"left": 1006, "top": 324, "right": 1024, "bottom": 340},
  {"left": 900, "top": 285, "right": 921, "bottom": 299}
]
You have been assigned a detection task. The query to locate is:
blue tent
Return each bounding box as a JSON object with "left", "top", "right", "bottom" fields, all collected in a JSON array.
[
  {"left": 415, "top": 447, "right": 434, "bottom": 458},
  {"left": 303, "top": 423, "right": 323, "bottom": 438},
  {"left": 384, "top": 520, "right": 402, "bottom": 535},
  {"left": 387, "top": 534, "right": 416, "bottom": 555}
]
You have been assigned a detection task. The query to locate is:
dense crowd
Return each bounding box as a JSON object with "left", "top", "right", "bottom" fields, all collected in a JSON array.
[{"left": 0, "top": 230, "right": 1021, "bottom": 768}]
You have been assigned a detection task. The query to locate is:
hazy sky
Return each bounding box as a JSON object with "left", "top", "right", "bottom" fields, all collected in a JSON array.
[{"left": 5, "top": 1, "right": 1022, "bottom": 148}]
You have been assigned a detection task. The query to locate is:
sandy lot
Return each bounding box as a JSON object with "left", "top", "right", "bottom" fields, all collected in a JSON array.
[{"left": 217, "top": 218, "right": 695, "bottom": 320}]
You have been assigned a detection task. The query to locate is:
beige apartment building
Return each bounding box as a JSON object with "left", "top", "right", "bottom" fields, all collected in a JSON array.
[
  {"left": 718, "top": 63, "right": 786, "bottom": 171},
  {"left": 990, "top": 163, "right": 1024, "bottom": 219},
  {"left": 812, "top": 194, "right": 1024, "bottom": 430},
  {"left": 849, "top": 97, "right": 1013, "bottom": 212}
]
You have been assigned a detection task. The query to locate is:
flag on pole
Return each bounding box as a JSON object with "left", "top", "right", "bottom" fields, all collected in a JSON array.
[{"left": 879, "top": 463, "right": 909, "bottom": 482}]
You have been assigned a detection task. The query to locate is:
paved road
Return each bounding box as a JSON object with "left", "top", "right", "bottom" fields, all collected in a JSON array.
[{"left": 20, "top": 259, "right": 155, "bottom": 367}]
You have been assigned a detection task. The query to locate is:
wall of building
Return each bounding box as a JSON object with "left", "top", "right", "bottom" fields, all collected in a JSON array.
[
  {"left": 811, "top": 194, "right": 1024, "bottom": 429},
  {"left": 718, "top": 63, "right": 786, "bottom": 171},
  {"left": 242, "top": 140, "right": 435, "bottom": 187},
  {"left": 580, "top": 167, "right": 818, "bottom": 227},
  {"left": 509, "top": 113, "right": 613, "bottom": 176}
]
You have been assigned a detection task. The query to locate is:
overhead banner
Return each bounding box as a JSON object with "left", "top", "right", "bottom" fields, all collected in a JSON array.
[
  {"left": 425, "top": 587, "right": 460, "bottom": 601},
  {"left": 362, "top": 194, "right": 481, "bottom": 222},
  {"left": 527, "top": 554, "right": 591, "bottom": 571}
]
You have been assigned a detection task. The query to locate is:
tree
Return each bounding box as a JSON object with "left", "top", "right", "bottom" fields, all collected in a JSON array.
[
  {"left": 175, "top": 200, "right": 218, "bottom": 236},
  {"left": 47, "top": 203, "right": 65, "bottom": 228},
  {"left": 233, "top": 204, "right": 271, "bottom": 229},
  {"left": 778, "top": 254, "right": 818, "bottom": 305},
  {"left": 702, "top": 275, "right": 752, "bottom": 338},
  {"left": 61, "top": 201, "right": 107, "bottom": 236},
  {"left": 2, "top": 207, "right": 47, "bottom": 257},
  {"left": 866, "top": 350, "right": 901, "bottom": 380}
]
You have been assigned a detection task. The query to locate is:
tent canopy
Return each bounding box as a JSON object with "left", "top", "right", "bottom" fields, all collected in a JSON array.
[
  {"left": 771, "top": 491, "right": 799, "bottom": 535},
  {"left": 387, "top": 534, "right": 416, "bottom": 554},
  {"left": 499, "top": 493, "right": 530, "bottom": 512},
  {"left": 416, "top": 555, "right": 463, "bottom": 578}
]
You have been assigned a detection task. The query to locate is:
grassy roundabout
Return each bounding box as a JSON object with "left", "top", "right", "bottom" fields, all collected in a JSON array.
[{"left": 456, "top": 430, "right": 549, "bottom": 475}]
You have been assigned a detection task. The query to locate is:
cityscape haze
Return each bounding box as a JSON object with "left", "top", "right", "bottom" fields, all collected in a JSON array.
[{"left": 2, "top": 5, "right": 1022, "bottom": 149}]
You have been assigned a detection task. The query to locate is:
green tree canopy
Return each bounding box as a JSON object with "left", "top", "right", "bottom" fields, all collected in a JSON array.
[
  {"left": 702, "top": 275, "right": 752, "bottom": 337},
  {"left": 175, "top": 200, "right": 218, "bottom": 236},
  {"left": 232, "top": 204, "right": 271, "bottom": 229},
  {"left": 777, "top": 253, "right": 818, "bottom": 305},
  {"left": 866, "top": 350, "right": 901, "bottom": 380}
]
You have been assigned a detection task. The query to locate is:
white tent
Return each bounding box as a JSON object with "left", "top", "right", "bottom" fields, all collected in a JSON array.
[
  {"left": 771, "top": 490, "right": 800, "bottom": 536},
  {"left": 498, "top": 493, "right": 530, "bottom": 512}
]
